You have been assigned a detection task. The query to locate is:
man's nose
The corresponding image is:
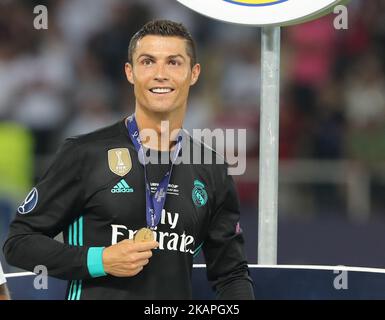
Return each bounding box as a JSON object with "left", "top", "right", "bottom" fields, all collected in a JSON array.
[{"left": 154, "top": 62, "right": 169, "bottom": 81}]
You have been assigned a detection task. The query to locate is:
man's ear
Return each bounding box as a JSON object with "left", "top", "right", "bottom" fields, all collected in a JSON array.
[
  {"left": 190, "top": 63, "right": 201, "bottom": 86},
  {"left": 125, "top": 62, "right": 134, "bottom": 85}
]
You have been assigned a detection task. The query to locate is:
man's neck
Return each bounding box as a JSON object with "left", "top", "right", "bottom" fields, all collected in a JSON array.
[{"left": 131, "top": 107, "right": 185, "bottom": 151}]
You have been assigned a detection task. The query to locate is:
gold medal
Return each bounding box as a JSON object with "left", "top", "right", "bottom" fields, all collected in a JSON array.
[{"left": 134, "top": 228, "right": 154, "bottom": 243}]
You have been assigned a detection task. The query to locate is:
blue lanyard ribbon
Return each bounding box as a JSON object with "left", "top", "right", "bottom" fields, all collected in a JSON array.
[{"left": 126, "top": 115, "right": 182, "bottom": 229}]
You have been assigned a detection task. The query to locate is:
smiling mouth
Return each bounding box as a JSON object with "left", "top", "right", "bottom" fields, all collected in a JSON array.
[{"left": 149, "top": 87, "right": 174, "bottom": 94}]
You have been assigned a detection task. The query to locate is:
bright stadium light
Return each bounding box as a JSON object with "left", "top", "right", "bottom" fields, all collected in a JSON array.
[
  {"left": 176, "top": 0, "right": 350, "bottom": 26},
  {"left": 177, "top": 0, "right": 352, "bottom": 265}
]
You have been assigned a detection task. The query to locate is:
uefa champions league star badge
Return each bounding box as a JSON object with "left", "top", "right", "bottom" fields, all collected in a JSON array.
[{"left": 18, "top": 187, "right": 38, "bottom": 214}]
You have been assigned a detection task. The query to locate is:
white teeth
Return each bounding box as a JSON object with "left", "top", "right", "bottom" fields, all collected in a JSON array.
[{"left": 151, "top": 88, "right": 172, "bottom": 93}]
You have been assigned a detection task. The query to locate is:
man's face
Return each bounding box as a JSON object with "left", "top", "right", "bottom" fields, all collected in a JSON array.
[{"left": 125, "top": 35, "right": 200, "bottom": 115}]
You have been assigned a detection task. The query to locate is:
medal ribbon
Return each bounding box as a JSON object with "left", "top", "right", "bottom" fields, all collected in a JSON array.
[{"left": 126, "top": 115, "right": 182, "bottom": 229}]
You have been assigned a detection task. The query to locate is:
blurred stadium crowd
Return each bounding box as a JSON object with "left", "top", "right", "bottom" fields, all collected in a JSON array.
[{"left": 0, "top": 0, "right": 384, "bottom": 233}]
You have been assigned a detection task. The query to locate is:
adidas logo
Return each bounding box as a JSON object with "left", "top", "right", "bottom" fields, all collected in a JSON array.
[{"left": 111, "top": 179, "right": 134, "bottom": 193}]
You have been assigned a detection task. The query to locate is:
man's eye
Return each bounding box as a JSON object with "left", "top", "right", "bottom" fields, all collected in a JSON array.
[
  {"left": 142, "top": 59, "right": 153, "bottom": 66},
  {"left": 169, "top": 60, "right": 180, "bottom": 66}
]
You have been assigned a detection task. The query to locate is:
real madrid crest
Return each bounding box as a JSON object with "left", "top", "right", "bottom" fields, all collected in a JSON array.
[
  {"left": 192, "top": 180, "right": 208, "bottom": 207},
  {"left": 108, "top": 148, "right": 132, "bottom": 176}
]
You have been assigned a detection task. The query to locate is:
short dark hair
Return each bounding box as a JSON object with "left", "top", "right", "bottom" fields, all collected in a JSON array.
[{"left": 128, "top": 20, "right": 197, "bottom": 68}]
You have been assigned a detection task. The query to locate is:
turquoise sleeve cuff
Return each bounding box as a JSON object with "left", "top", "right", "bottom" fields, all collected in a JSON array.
[{"left": 87, "top": 247, "right": 107, "bottom": 278}]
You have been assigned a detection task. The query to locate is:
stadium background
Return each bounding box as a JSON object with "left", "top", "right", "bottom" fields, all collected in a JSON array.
[{"left": 0, "top": 0, "right": 384, "bottom": 298}]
